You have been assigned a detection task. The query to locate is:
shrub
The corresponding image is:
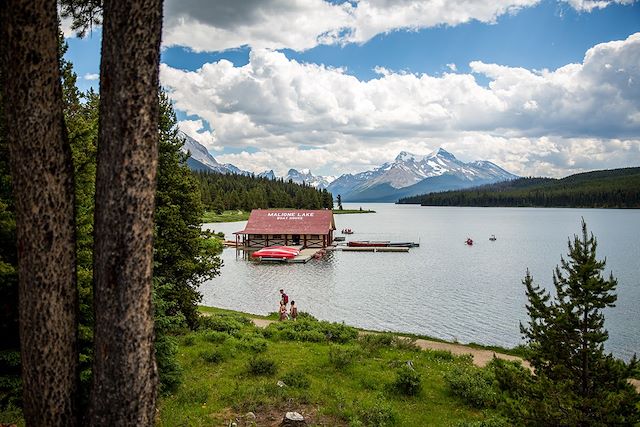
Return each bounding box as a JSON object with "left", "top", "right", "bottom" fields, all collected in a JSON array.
[
  {"left": 281, "top": 370, "right": 311, "bottom": 389},
  {"left": 298, "top": 330, "right": 325, "bottom": 342},
  {"left": 201, "top": 330, "right": 229, "bottom": 343},
  {"left": 200, "top": 349, "right": 225, "bottom": 364},
  {"left": 356, "top": 395, "right": 397, "bottom": 427},
  {"left": 444, "top": 364, "right": 498, "bottom": 409},
  {"left": 182, "top": 335, "right": 196, "bottom": 346},
  {"left": 392, "top": 364, "right": 422, "bottom": 396},
  {"left": 264, "top": 318, "right": 358, "bottom": 344},
  {"left": 247, "top": 357, "right": 278, "bottom": 376},
  {"left": 238, "top": 335, "right": 268, "bottom": 353},
  {"left": 199, "top": 313, "right": 251, "bottom": 335},
  {"left": 358, "top": 333, "right": 395, "bottom": 353},
  {"left": 426, "top": 349, "right": 455, "bottom": 362},
  {"left": 394, "top": 336, "right": 420, "bottom": 352},
  {"left": 455, "top": 416, "right": 511, "bottom": 427},
  {"left": 329, "top": 345, "right": 360, "bottom": 370},
  {"left": 487, "top": 358, "right": 532, "bottom": 397}
]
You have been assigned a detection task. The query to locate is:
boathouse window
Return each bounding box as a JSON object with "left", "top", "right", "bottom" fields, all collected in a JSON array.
[
  {"left": 272, "top": 234, "right": 282, "bottom": 239},
  {"left": 254, "top": 234, "right": 263, "bottom": 238},
  {"left": 310, "top": 234, "right": 320, "bottom": 239}
]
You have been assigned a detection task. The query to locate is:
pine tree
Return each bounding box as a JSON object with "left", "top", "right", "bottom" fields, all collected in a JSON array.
[{"left": 517, "top": 220, "right": 639, "bottom": 425}]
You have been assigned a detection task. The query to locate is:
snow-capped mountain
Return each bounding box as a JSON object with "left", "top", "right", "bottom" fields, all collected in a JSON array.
[
  {"left": 284, "top": 169, "right": 335, "bottom": 190},
  {"left": 258, "top": 170, "right": 276, "bottom": 180},
  {"left": 179, "top": 131, "right": 249, "bottom": 175},
  {"left": 327, "top": 148, "right": 517, "bottom": 202}
]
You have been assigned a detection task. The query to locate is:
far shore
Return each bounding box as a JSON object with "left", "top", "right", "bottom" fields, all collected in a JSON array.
[{"left": 202, "top": 208, "right": 375, "bottom": 223}]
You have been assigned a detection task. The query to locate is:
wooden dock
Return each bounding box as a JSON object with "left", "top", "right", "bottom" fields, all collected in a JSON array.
[
  {"left": 289, "top": 248, "right": 324, "bottom": 263},
  {"left": 331, "top": 246, "right": 410, "bottom": 253}
]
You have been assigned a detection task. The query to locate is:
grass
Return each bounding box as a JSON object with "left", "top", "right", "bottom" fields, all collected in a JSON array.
[
  {"left": 333, "top": 208, "right": 375, "bottom": 214},
  {"left": 157, "top": 311, "right": 497, "bottom": 426},
  {"left": 202, "top": 210, "right": 250, "bottom": 223}
]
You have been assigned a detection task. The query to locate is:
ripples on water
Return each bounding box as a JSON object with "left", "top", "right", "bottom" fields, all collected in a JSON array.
[{"left": 203, "top": 204, "right": 640, "bottom": 360}]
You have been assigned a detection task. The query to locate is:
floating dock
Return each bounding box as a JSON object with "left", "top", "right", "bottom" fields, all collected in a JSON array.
[
  {"left": 330, "top": 246, "right": 410, "bottom": 253},
  {"left": 288, "top": 248, "right": 324, "bottom": 263}
]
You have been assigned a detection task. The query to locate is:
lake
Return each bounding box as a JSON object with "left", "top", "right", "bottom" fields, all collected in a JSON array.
[{"left": 202, "top": 204, "right": 640, "bottom": 360}]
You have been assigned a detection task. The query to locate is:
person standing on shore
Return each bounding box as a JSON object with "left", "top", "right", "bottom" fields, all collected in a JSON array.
[
  {"left": 289, "top": 301, "right": 298, "bottom": 321},
  {"left": 279, "top": 289, "right": 289, "bottom": 306},
  {"left": 279, "top": 301, "right": 288, "bottom": 321}
]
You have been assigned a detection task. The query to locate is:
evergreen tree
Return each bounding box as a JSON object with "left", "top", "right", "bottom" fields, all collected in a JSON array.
[
  {"left": 514, "top": 220, "right": 640, "bottom": 425},
  {"left": 337, "top": 194, "right": 343, "bottom": 210},
  {"left": 154, "top": 91, "right": 222, "bottom": 331}
]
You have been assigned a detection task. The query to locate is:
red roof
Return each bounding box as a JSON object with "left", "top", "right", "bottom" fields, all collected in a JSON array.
[{"left": 235, "top": 209, "right": 335, "bottom": 235}]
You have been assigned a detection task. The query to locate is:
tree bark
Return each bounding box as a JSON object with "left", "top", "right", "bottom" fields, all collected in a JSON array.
[
  {"left": 0, "top": 1, "right": 78, "bottom": 425},
  {"left": 89, "top": 0, "right": 163, "bottom": 425}
]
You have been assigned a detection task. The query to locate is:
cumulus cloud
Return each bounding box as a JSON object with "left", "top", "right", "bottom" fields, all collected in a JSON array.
[
  {"left": 178, "top": 119, "right": 222, "bottom": 151},
  {"left": 163, "top": 0, "right": 635, "bottom": 52},
  {"left": 162, "top": 33, "right": 640, "bottom": 177},
  {"left": 561, "top": 0, "right": 634, "bottom": 11},
  {"left": 83, "top": 73, "right": 99, "bottom": 81}
]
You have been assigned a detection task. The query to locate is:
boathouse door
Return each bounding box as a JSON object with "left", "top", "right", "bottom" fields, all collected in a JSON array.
[{"left": 292, "top": 234, "right": 301, "bottom": 245}]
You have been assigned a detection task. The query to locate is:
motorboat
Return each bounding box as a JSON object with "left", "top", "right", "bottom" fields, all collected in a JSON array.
[
  {"left": 465, "top": 238, "right": 474, "bottom": 246},
  {"left": 489, "top": 235, "right": 497, "bottom": 241}
]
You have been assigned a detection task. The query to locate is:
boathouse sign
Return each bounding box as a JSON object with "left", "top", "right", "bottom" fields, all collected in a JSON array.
[{"left": 267, "top": 212, "right": 315, "bottom": 220}]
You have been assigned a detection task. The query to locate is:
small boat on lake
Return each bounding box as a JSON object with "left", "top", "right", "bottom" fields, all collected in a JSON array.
[
  {"left": 251, "top": 246, "right": 300, "bottom": 261},
  {"left": 341, "top": 228, "right": 354, "bottom": 234},
  {"left": 465, "top": 238, "right": 474, "bottom": 246},
  {"left": 489, "top": 234, "right": 497, "bottom": 241}
]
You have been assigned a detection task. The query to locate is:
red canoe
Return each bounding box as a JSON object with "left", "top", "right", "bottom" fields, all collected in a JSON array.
[{"left": 251, "top": 246, "right": 300, "bottom": 259}]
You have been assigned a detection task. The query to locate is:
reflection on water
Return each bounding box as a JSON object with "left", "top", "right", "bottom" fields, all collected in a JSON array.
[{"left": 202, "top": 204, "right": 640, "bottom": 360}]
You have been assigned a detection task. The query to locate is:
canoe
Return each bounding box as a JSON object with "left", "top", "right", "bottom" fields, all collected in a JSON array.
[{"left": 251, "top": 246, "right": 300, "bottom": 259}]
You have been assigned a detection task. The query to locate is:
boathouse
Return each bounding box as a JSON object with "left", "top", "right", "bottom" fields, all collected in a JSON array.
[{"left": 234, "top": 209, "right": 336, "bottom": 249}]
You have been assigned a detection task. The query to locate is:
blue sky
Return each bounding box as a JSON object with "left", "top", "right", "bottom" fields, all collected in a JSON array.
[{"left": 65, "top": 0, "right": 640, "bottom": 178}]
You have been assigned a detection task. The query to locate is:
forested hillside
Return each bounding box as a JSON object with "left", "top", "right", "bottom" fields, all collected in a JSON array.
[
  {"left": 398, "top": 168, "right": 640, "bottom": 208},
  {"left": 195, "top": 171, "right": 334, "bottom": 211}
]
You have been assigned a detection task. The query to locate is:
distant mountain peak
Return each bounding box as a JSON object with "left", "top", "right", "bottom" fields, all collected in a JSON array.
[
  {"left": 327, "top": 147, "right": 518, "bottom": 202},
  {"left": 428, "top": 147, "right": 456, "bottom": 160},
  {"left": 395, "top": 151, "right": 417, "bottom": 162}
]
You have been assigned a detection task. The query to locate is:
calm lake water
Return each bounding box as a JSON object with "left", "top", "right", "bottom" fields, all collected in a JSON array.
[{"left": 202, "top": 204, "right": 640, "bottom": 360}]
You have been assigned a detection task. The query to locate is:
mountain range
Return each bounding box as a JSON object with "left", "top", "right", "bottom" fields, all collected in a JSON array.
[{"left": 179, "top": 131, "right": 517, "bottom": 202}]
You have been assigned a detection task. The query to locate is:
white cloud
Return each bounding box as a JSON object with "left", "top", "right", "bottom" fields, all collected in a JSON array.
[
  {"left": 162, "top": 0, "right": 635, "bottom": 52},
  {"left": 178, "top": 119, "right": 222, "bottom": 151},
  {"left": 447, "top": 63, "right": 458, "bottom": 72},
  {"left": 561, "top": 0, "right": 634, "bottom": 11},
  {"left": 161, "top": 33, "right": 640, "bottom": 177},
  {"left": 83, "top": 73, "right": 100, "bottom": 81}
]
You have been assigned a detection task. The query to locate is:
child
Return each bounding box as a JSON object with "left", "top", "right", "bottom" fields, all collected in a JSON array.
[
  {"left": 289, "top": 301, "right": 298, "bottom": 321},
  {"left": 279, "top": 301, "right": 288, "bottom": 321}
]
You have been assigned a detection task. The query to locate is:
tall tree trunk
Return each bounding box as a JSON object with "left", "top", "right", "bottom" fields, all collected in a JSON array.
[
  {"left": 0, "top": 1, "right": 78, "bottom": 425},
  {"left": 89, "top": 0, "right": 163, "bottom": 425}
]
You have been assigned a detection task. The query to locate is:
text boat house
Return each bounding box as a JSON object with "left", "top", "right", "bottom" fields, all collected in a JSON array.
[{"left": 234, "top": 209, "right": 336, "bottom": 249}]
